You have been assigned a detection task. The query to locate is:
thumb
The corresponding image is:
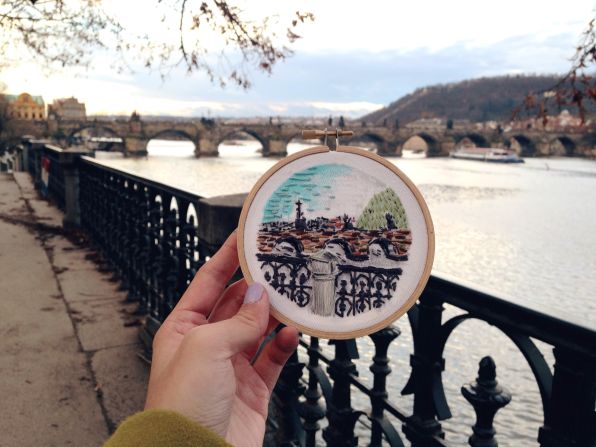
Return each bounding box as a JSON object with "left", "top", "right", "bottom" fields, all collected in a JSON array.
[{"left": 214, "top": 282, "right": 270, "bottom": 356}]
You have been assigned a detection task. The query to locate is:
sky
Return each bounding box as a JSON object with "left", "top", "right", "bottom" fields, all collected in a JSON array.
[{"left": 1, "top": 0, "right": 594, "bottom": 117}]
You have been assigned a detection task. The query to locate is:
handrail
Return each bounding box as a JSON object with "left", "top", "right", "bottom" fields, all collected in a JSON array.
[
  {"left": 426, "top": 272, "right": 596, "bottom": 355},
  {"left": 80, "top": 156, "right": 203, "bottom": 202},
  {"left": 20, "top": 141, "right": 595, "bottom": 447}
]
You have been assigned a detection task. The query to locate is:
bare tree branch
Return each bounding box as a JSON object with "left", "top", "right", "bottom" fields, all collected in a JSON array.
[
  {"left": 0, "top": 0, "right": 314, "bottom": 88},
  {"left": 513, "top": 16, "right": 596, "bottom": 125}
]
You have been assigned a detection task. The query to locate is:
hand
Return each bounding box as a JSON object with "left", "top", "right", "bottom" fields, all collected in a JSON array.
[{"left": 144, "top": 232, "right": 299, "bottom": 446}]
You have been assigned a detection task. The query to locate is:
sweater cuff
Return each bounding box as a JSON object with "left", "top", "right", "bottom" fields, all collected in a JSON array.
[{"left": 104, "top": 409, "right": 231, "bottom": 447}]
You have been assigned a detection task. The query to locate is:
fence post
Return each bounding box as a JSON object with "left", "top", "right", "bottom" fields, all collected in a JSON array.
[
  {"left": 461, "top": 356, "right": 511, "bottom": 447},
  {"left": 21, "top": 137, "right": 34, "bottom": 175},
  {"left": 402, "top": 293, "right": 450, "bottom": 446},
  {"left": 197, "top": 193, "right": 247, "bottom": 256},
  {"left": 32, "top": 142, "right": 43, "bottom": 189},
  {"left": 538, "top": 347, "right": 596, "bottom": 447},
  {"left": 323, "top": 339, "right": 361, "bottom": 446},
  {"left": 59, "top": 149, "right": 93, "bottom": 227}
]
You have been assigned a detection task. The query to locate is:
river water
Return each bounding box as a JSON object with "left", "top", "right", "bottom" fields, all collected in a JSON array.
[{"left": 95, "top": 140, "right": 596, "bottom": 446}]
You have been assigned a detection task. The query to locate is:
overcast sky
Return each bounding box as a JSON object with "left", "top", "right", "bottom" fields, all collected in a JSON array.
[{"left": 2, "top": 0, "right": 594, "bottom": 117}]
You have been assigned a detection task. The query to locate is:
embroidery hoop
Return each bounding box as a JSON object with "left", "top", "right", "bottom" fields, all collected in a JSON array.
[{"left": 238, "top": 131, "right": 434, "bottom": 339}]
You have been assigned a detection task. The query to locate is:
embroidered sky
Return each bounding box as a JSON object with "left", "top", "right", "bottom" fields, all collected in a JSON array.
[{"left": 262, "top": 163, "right": 388, "bottom": 223}]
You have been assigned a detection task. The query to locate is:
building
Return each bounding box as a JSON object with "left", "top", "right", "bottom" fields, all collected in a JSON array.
[
  {"left": 5, "top": 93, "right": 46, "bottom": 120},
  {"left": 508, "top": 109, "right": 589, "bottom": 132},
  {"left": 48, "top": 97, "right": 86, "bottom": 121}
]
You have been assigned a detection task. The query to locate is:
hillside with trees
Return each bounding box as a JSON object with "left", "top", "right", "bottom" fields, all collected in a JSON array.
[
  {"left": 361, "top": 75, "right": 582, "bottom": 125},
  {"left": 357, "top": 188, "right": 408, "bottom": 230}
]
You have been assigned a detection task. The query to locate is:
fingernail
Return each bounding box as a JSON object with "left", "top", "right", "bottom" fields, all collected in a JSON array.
[{"left": 244, "top": 282, "right": 264, "bottom": 304}]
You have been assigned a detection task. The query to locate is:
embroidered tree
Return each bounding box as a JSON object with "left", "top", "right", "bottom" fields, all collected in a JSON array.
[
  {"left": 356, "top": 188, "right": 408, "bottom": 230},
  {"left": 0, "top": 0, "right": 314, "bottom": 88}
]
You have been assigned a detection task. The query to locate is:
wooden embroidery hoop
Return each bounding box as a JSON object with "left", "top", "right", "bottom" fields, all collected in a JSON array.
[{"left": 238, "top": 130, "right": 435, "bottom": 339}]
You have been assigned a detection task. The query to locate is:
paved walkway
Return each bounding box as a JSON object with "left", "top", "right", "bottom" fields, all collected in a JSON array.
[{"left": 0, "top": 172, "right": 148, "bottom": 446}]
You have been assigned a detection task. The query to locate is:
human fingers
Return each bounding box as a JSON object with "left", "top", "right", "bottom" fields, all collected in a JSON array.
[
  {"left": 252, "top": 327, "right": 300, "bottom": 393},
  {"left": 210, "top": 288, "right": 280, "bottom": 360},
  {"left": 208, "top": 279, "right": 247, "bottom": 323},
  {"left": 208, "top": 282, "right": 270, "bottom": 357},
  {"left": 242, "top": 317, "right": 284, "bottom": 361},
  {"left": 175, "top": 231, "right": 239, "bottom": 316}
]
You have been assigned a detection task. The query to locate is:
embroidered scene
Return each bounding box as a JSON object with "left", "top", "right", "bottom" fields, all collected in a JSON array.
[{"left": 256, "top": 163, "right": 412, "bottom": 318}]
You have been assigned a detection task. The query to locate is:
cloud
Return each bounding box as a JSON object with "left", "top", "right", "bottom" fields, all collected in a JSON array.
[
  {"left": 308, "top": 101, "right": 383, "bottom": 113},
  {"left": 1, "top": 26, "right": 586, "bottom": 117}
]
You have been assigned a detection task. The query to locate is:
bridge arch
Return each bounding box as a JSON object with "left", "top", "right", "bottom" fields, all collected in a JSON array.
[
  {"left": 285, "top": 132, "right": 311, "bottom": 155},
  {"left": 217, "top": 128, "right": 267, "bottom": 157},
  {"left": 147, "top": 129, "right": 197, "bottom": 156},
  {"left": 549, "top": 136, "right": 577, "bottom": 156},
  {"left": 508, "top": 135, "right": 536, "bottom": 157},
  {"left": 68, "top": 124, "right": 122, "bottom": 140},
  {"left": 68, "top": 125, "right": 124, "bottom": 151},
  {"left": 345, "top": 133, "right": 388, "bottom": 154},
  {"left": 412, "top": 132, "right": 441, "bottom": 157},
  {"left": 455, "top": 133, "right": 490, "bottom": 148}
]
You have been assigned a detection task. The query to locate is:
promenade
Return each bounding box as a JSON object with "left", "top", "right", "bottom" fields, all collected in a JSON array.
[{"left": 0, "top": 172, "right": 148, "bottom": 446}]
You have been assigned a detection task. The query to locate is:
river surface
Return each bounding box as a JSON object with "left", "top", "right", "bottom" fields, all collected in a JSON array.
[{"left": 95, "top": 140, "right": 596, "bottom": 446}]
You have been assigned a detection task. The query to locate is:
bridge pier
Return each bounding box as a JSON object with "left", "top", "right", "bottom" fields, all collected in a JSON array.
[
  {"left": 392, "top": 142, "right": 403, "bottom": 157},
  {"left": 578, "top": 144, "right": 596, "bottom": 157},
  {"left": 375, "top": 141, "right": 392, "bottom": 156},
  {"left": 425, "top": 139, "right": 453, "bottom": 157},
  {"left": 266, "top": 138, "right": 287, "bottom": 157},
  {"left": 124, "top": 137, "right": 148, "bottom": 156},
  {"left": 535, "top": 140, "right": 551, "bottom": 157},
  {"left": 196, "top": 137, "right": 219, "bottom": 157}
]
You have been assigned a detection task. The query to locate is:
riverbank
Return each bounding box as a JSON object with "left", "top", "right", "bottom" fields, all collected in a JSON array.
[{"left": 0, "top": 172, "right": 147, "bottom": 445}]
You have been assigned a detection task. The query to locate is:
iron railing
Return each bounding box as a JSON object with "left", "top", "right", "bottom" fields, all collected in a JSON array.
[
  {"left": 20, "top": 140, "right": 596, "bottom": 447},
  {"left": 78, "top": 157, "right": 208, "bottom": 322}
]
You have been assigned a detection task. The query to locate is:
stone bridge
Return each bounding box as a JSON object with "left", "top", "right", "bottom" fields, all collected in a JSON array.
[{"left": 12, "top": 115, "right": 596, "bottom": 157}]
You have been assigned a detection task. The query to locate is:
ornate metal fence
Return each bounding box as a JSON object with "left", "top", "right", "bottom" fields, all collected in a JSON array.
[
  {"left": 271, "top": 274, "right": 596, "bottom": 446},
  {"left": 21, "top": 141, "right": 596, "bottom": 447},
  {"left": 78, "top": 158, "right": 208, "bottom": 328}
]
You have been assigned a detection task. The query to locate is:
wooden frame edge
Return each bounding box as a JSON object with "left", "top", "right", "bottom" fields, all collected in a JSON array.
[{"left": 237, "top": 145, "right": 435, "bottom": 340}]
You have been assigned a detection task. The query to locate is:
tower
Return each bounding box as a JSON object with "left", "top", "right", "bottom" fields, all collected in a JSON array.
[{"left": 294, "top": 199, "right": 306, "bottom": 230}]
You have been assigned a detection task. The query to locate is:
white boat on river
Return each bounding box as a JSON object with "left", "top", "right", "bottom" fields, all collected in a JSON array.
[{"left": 450, "top": 147, "right": 524, "bottom": 163}]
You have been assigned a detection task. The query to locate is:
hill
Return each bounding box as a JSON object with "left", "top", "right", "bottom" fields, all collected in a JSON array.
[
  {"left": 357, "top": 188, "right": 408, "bottom": 230},
  {"left": 361, "top": 75, "right": 565, "bottom": 125}
]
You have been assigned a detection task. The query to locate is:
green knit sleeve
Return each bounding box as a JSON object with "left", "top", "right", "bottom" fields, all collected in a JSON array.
[{"left": 104, "top": 409, "right": 232, "bottom": 447}]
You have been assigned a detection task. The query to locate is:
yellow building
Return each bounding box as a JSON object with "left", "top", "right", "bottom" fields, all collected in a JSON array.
[{"left": 6, "top": 93, "right": 46, "bottom": 120}]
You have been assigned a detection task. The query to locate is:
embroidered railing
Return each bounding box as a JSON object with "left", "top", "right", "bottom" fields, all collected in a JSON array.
[
  {"left": 335, "top": 265, "right": 402, "bottom": 317},
  {"left": 256, "top": 252, "right": 403, "bottom": 318},
  {"left": 256, "top": 253, "right": 312, "bottom": 307}
]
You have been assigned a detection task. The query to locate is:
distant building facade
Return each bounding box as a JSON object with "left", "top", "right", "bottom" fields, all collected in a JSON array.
[
  {"left": 48, "top": 97, "right": 86, "bottom": 121},
  {"left": 5, "top": 93, "right": 46, "bottom": 120},
  {"left": 507, "top": 109, "right": 589, "bottom": 132}
]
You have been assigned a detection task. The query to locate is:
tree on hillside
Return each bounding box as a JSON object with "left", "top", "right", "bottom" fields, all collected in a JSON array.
[
  {"left": 514, "top": 16, "right": 596, "bottom": 124},
  {"left": 356, "top": 188, "right": 408, "bottom": 230},
  {"left": 0, "top": 0, "right": 314, "bottom": 88}
]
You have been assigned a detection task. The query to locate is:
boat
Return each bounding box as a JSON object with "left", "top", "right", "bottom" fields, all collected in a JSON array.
[{"left": 450, "top": 147, "right": 524, "bottom": 163}]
